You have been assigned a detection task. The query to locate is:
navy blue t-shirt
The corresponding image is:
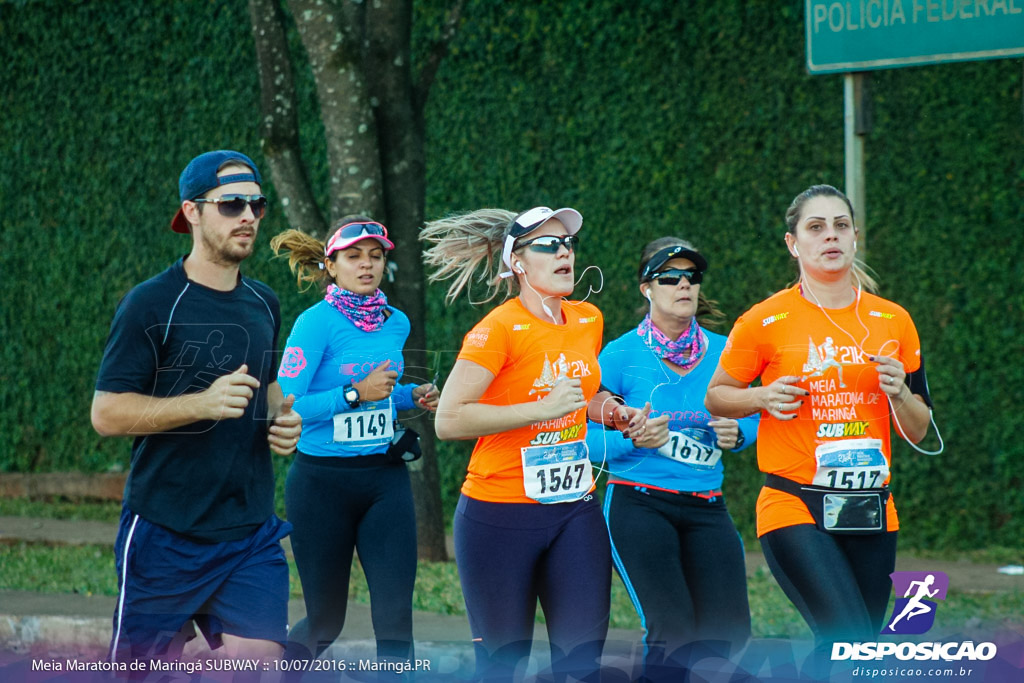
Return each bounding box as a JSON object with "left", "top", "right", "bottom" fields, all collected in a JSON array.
[{"left": 96, "top": 257, "right": 282, "bottom": 542}]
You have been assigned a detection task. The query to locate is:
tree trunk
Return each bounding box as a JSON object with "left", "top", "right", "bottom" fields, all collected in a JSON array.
[
  {"left": 250, "top": 0, "right": 456, "bottom": 561},
  {"left": 248, "top": 0, "right": 327, "bottom": 236},
  {"left": 365, "top": 0, "right": 448, "bottom": 562},
  {"left": 288, "top": 0, "right": 384, "bottom": 220}
]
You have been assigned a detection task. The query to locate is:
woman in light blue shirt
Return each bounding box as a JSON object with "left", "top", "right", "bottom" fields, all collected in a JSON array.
[
  {"left": 587, "top": 237, "right": 758, "bottom": 678},
  {"left": 272, "top": 217, "right": 437, "bottom": 663}
]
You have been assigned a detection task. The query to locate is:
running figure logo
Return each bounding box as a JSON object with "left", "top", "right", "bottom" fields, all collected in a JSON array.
[
  {"left": 529, "top": 353, "right": 570, "bottom": 395},
  {"left": 801, "top": 336, "right": 847, "bottom": 388},
  {"left": 884, "top": 571, "right": 949, "bottom": 634}
]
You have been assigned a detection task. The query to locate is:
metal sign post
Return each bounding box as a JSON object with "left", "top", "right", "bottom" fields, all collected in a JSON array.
[{"left": 844, "top": 73, "right": 869, "bottom": 251}]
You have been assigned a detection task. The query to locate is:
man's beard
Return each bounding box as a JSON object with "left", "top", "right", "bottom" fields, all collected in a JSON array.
[{"left": 201, "top": 228, "right": 254, "bottom": 266}]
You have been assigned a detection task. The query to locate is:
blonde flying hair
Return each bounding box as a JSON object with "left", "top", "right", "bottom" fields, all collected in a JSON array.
[
  {"left": 785, "top": 184, "right": 879, "bottom": 293},
  {"left": 420, "top": 208, "right": 521, "bottom": 305}
]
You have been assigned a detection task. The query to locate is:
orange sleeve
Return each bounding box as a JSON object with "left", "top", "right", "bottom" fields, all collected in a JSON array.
[
  {"left": 719, "top": 312, "right": 768, "bottom": 385},
  {"left": 457, "top": 314, "right": 511, "bottom": 377},
  {"left": 593, "top": 306, "right": 604, "bottom": 358},
  {"left": 898, "top": 311, "right": 923, "bottom": 374}
]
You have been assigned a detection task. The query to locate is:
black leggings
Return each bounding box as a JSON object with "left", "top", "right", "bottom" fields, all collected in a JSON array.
[
  {"left": 285, "top": 452, "right": 416, "bottom": 660},
  {"left": 454, "top": 494, "right": 611, "bottom": 682},
  {"left": 760, "top": 523, "right": 897, "bottom": 644},
  {"left": 605, "top": 484, "right": 750, "bottom": 674}
]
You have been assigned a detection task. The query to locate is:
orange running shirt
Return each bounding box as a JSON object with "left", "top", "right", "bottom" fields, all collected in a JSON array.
[
  {"left": 718, "top": 285, "right": 923, "bottom": 536},
  {"left": 456, "top": 298, "right": 603, "bottom": 504}
]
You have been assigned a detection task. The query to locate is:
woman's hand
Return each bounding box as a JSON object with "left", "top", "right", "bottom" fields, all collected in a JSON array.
[
  {"left": 760, "top": 376, "right": 808, "bottom": 421},
  {"left": 539, "top": 378, "right": 588, "bottom": 420},
  {"left": 631, "top": 413, "right": 669, "bottom": 449},
  {"left": 354, "top": 360, "right": 398, "bottom": 402},
  {"left": 708, "top": 417, "right": 740, "bottom": 449},
  {"left": 412, "top": 382, "right": 439, "bottom": 412},
  {"left": 871, "top": 354, "right": 907, "bottom": 399},
  {"left": 610, "top": 402, "right": 652, "bottom": 440}
]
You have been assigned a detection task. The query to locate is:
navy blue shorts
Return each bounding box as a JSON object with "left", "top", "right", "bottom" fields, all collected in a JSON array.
[{"left": 109, "top": 508, "right": 292, "bottom": 663}]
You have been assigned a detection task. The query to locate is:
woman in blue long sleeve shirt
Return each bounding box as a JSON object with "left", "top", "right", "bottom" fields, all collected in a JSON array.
[
  {"left": 587, "top": 237, "right": 757, "bottom": 678},
  {"left": 271, "top": 218, "right": 437, "bottom": 663}
]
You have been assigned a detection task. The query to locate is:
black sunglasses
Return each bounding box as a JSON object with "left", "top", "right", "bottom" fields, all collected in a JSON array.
[
  {"left": 651, "top": 268, "right": 703, "bottom": 286},
  {"left": 193, "top": 194, "right": 267, "bottom": 219},
  {"left": 514, "top": 234, "right": 580, "bottom": 254}
]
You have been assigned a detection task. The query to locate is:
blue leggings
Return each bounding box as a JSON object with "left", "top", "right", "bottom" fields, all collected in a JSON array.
[
  {"left": 605, "top": 484, "right": 750, "bottom": 674},
  {"left": 285, "top": 452, "right": 416, "bottom": 660},
  {"left": 454, "top": 494, "right": 611, "bottom": 681},
  {"left": 760, "top": 523, "right": 898, "bottom": 644}
]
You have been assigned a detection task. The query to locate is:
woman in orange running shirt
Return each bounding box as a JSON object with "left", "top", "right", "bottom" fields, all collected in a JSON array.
[
  {"left": 706, "top": 185, "right": 934, "bottom": 645},
  {"left": 421, "top": 207, "right": 659, "bottom": 681}
]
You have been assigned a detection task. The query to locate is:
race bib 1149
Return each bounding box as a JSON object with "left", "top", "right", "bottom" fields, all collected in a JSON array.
[{"left": 332, "top": 399, "right": 394, "bottom": 446}]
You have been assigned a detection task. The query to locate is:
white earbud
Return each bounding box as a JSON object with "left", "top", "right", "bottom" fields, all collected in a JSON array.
[
  {"left": 514, "top": 262, "right": 524, "bottom": 274},
  {"left": 792, "top": 245, "right": 800, "bottom": 258},
  {"left": 853, "top": 241, "right": 858, "bottom": 253},
  {"left": 644, "top": 289, "right": 652, "bottom": 302}
]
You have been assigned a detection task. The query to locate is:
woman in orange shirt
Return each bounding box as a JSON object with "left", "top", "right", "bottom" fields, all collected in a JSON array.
[
  {"left": 706, "top": 185, "right": 934, "bottom": 645},
  {"left": 422, "top": 207, "right": 658, "bottom": 681}
]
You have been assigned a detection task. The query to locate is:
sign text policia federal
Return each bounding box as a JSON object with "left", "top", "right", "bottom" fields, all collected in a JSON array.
[
  {"left": 811, "top": 0, "right": 1022, "bottom": 33},
  {"left": 805, "top": 0, "right": 1024, "bottom": 72}
]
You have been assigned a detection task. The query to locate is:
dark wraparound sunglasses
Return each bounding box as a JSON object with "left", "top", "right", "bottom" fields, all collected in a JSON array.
[
  {"left": 193, "top": 194, "right": 267, "bottom": 219},
  {"left": 651, "top": 268, "right": 703, "bottom": 286},
  {"left": 514, "top": 234, "right": 580, "bottom": 254}
]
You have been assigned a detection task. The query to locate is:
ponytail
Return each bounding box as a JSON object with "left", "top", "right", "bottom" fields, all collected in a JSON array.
[
  {"left": 420, "top": 208, "right": 519, "bottom": 305},
  {"left": 270, "top": 229, "right": 331, "bottom": 291},
  {"left": 851, "top": 259, "right": 879, "bottom": 294}
]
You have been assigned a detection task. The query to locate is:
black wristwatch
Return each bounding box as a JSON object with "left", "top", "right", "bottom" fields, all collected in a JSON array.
[
  {"left": 730, "top": 430, "right": 745, "bottom": 451},
  {"left": 343, "top": 383, "right": 361, "bottom": 409}
]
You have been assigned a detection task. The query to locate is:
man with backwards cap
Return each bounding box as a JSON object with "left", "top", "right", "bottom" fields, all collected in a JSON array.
[{"left": 91, "top": 150, "right": 302, "bottom": 665}]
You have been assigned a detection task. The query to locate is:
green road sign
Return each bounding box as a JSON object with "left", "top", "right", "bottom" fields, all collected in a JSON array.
[{"left": 806, "top": 0, "right": 1024, "bottom": 73}]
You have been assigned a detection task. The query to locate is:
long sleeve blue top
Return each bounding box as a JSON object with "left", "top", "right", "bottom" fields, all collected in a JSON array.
[
  {"left": 587, "top": 326, "right": 759, "bottom": 491},
  {"left": 277, "top": 299, "right": 417, "bottom": 457}
]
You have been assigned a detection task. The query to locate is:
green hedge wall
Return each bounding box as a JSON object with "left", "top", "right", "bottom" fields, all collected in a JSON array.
[{"left": 2, "top": 0, "right": 1021, "bottom": 550}]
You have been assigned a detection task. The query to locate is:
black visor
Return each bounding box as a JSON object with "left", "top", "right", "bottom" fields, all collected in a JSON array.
[{"left": 640, "top": 245, "right": 708, "bottom": 282}]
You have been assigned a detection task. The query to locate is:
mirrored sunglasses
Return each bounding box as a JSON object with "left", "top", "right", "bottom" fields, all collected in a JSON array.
[
  {"left": 651, "top": 268, "right": 703, "bottom": 286},
  {"left": 193, "top": 194, "right": 267, "bottom": 219},
  {"left": 514, "top": 234, "right": 580, "bottom": 254},
  {"left": 332, "top": 222, "right": 388, "bottom": 240}
]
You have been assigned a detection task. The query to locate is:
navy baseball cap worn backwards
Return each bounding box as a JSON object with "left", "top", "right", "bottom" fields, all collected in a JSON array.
[{"left": 170, "top": 150, "right": 263, "bottom": 233}]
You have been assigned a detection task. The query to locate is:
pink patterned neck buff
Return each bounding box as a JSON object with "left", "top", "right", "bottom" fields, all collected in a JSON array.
[
  {"left": 325, "top": 284, "right": 388, "bottom": 332},
  {"left": 637, "top": 314, "right": 706, "bottom": 371}
]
